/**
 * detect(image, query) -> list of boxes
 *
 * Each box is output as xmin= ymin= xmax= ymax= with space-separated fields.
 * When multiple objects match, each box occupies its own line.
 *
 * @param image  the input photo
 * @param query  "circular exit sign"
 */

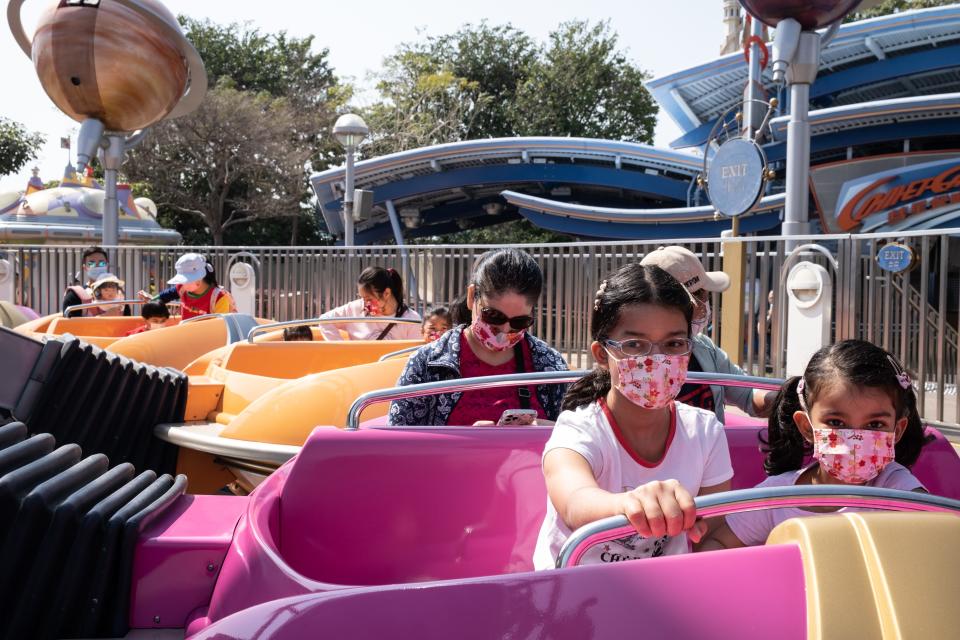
xmin=876 ymin=243 xmax=917 ymax=274
xmin=706 ymin=138 xmax=766 ymax=218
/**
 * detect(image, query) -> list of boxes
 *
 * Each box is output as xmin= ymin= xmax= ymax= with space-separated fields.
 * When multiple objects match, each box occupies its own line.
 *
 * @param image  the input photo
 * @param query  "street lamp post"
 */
xmin=332 ymin=114 xmax=369 ymax=247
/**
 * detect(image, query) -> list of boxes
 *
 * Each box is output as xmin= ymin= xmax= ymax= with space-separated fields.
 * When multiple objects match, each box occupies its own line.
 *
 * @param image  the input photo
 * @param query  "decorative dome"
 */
xmin=738 ymin=0 xmax=864 ymax=30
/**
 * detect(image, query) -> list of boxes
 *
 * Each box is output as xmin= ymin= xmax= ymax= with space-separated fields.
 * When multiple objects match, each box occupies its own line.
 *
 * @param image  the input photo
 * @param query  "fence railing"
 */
xmin=3 ymin=227 xmax=958 ymax=424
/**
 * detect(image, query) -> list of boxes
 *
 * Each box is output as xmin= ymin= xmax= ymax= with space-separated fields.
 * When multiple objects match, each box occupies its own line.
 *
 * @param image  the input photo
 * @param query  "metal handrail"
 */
xmin=345 ymin=371 xmax=784 ymax=429
xmin=556 ymin=485 xmax=960 ymax=569
xmin=180 ymin=313 xmax=226 ymax=325
xmin=378 ymin=345 xmax=424 ymax=361
xmin=247 ymin=317 xmax=422 ymax=343
xmin=63 ymin=299 xmax=181 ymax=317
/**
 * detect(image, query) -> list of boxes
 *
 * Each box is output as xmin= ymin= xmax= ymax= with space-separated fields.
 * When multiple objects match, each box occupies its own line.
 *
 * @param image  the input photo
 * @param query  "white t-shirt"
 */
xmin=726 ymin=461 xmax=925 ymax=546
xmin=533 ymin=400 xmax=734 ymax=570
xmin=318 ymin=298 xmax=422 ymax=340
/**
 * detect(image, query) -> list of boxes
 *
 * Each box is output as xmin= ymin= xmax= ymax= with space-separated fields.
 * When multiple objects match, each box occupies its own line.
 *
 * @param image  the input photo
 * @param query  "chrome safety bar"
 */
xmin=63 ymin=299 xmax=181 ymax=317
xmin=247 ymin=317 xmax=422 ymax=343
xmin=180 ymin=313 xmax=227 ymax=325
xmin=556 ymin=485 xmax=960 ymax=569
xmin=345 ymin=371 xmax=783 ymax=429
xmin=378 ymin=345 xmax=423 ymax=361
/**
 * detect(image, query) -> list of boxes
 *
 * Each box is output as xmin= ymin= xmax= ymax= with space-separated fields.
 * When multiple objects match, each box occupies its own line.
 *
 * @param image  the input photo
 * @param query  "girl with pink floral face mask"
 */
xmin=534 ymin=263 xmax=734 ymax=569
xmin=700 ymin=340 xmax=928 ymax=551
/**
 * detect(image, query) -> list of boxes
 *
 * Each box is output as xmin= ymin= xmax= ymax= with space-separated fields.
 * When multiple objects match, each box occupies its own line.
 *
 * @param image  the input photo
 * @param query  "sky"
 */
xmin=0 ymin=0 xmax=729 ymax=192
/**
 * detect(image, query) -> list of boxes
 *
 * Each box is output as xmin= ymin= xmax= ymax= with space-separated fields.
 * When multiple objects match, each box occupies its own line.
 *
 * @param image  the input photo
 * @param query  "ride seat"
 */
xmin=218 ymin=340 xmax=423 ymax=379
xmin=275 ymin=423 xmax=960 ymax=587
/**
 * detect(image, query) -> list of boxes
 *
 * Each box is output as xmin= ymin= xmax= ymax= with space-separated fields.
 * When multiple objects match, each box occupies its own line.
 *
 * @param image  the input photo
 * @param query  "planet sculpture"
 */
xmin=738 ymin=0 xmax=864 ymax=30
xmin=29 ymin=0 xmax=187 ymax=132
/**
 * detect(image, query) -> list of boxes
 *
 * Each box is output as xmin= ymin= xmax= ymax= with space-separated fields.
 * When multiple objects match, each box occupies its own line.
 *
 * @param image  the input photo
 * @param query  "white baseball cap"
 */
xmin=91 ymin=273 xmax=125 ymax=291
xmin=167 ymin=253 xmax=211 ymax=285
xmin=640 ymin=246 xmax=730 ymax=293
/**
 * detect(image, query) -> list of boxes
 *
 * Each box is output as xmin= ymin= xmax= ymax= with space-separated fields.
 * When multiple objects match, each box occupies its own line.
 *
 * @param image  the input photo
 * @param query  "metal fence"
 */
xmin=3 ymin=228 xmax=959 ymax=424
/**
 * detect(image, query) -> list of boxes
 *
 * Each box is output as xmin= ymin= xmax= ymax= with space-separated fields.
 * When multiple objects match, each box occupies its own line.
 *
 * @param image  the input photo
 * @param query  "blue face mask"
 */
xmin=86 ymin=265 xmax=108 ymax=281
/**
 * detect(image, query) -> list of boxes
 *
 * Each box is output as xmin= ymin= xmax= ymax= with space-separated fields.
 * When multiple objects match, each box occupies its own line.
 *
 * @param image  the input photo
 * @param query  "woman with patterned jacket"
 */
xmin=388 ymin=248 xmax=569 ymax=426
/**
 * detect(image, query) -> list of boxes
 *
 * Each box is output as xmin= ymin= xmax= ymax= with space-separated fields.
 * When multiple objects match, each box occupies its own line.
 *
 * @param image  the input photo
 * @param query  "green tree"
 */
xmin=125 ymin=19 xmax=346 ymax=245
xmin=845 ymin=0 xmax=955 ymax=21
xmin=513 ymin=21 xmax=657 ymax=143
xmin=0 ymin=118 xmax=44 ymax=177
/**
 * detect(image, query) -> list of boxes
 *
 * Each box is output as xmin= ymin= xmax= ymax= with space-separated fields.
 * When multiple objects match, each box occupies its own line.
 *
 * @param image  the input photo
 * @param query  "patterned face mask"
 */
xmin=812 ymin=427 xmax=895 ymax=484
xmin=607 ymin=352 xmax=689 ymax=409
xmin=691 ymin=301 xmax=711 ymax=336
xmin=363 ymin=298 xmax=384 ymax=317
xmin=472 ymin=317 xmax=525 ymax=352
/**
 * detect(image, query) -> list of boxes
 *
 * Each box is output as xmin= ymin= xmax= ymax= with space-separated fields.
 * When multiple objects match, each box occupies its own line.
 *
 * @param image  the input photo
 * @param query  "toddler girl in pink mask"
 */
xmin=534 ymin=263 xmax=734 ymax=569
xmin=701 ymin=340 xmax=928 ymax=550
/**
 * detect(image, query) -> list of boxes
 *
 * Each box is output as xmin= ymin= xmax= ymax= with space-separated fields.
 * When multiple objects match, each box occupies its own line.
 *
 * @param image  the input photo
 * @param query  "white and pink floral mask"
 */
xmin=608 ymin=352 xmax=689 ymax=410
xmin=812 ymin=428 xmax=895 ymax=484
xmin=363 ymin=298 xmax=384 ymax=316
xmin=472 ymin=318 xmax=525 ymax=352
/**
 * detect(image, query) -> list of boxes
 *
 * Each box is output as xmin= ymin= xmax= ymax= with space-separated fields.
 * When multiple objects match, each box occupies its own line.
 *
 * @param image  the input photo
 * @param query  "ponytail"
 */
xmin=760 ymin=376 xmax=811 ymax=475
xmin=562 ymin=369 xmax=611 ymax=411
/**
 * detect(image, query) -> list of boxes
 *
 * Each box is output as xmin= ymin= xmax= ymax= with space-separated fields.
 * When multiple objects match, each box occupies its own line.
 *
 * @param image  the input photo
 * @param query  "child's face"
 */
xmin=181 ymin=280 xmax=205 ymax=294
xmin=422 ymin=316 xmax=451 ymax=341
xmin=95 ymin=284 xmax=121 ymax=301
xmin=146 ymin=318 xmax=167 ymax=331
xmin=794 ymin=380 xmax=907 ymax=441
xmin=591 ymin=303 xmax=689 ymax=388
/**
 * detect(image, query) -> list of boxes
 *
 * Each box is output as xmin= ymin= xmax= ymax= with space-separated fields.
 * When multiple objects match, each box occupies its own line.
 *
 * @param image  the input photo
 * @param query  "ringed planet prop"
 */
xmin=738 ymin=0 xmax=864 ymax=29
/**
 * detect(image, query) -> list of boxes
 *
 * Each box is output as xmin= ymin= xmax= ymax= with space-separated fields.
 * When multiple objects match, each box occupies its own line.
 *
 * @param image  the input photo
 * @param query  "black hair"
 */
xmin=449 ymin=294 xmax=472 ymax=325
xmin=201 ymin=258 xmax=219 ymax=288
xmin=82 ymin=245 xmax=107 ymax=262
xmin=141 ymin=301 xmax=170 ymax=320
xmin=358 ymin=266 xmax=408 ymax=317
xmin=761 ymin=339 xmax=930 ymax=475
xmin=283 ymin=325 xmax=314 ymax=341
xmin=471 ymin=248 xmax=543 ymax=305
xmin=562 ymin=264 xmax=695 ymax=411
xmin=423 ymin=306 xmax=452 ymax=326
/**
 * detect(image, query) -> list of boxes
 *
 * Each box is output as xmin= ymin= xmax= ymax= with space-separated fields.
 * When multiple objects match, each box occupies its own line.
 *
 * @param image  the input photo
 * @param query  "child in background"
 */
xmin=91 ymin=274 xmax=129 ymax=317
xmin=283 ymin=325 xmax=313 ymax=341
xmin=422 ymin=306 xmax=452 ymax=342
xmin=124 ymin=302 xmax=170 ymax=336
xmin=700 ymin=340 xmax=928 ymax=550
xmin=533 ymin=263 xmax=733 ymax=569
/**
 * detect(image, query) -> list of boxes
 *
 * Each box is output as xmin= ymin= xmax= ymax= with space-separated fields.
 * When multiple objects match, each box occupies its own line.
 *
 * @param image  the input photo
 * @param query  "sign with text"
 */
xmin=876 ymin=243 xmax=917 ymax=273
xmin=706 ymin=138 xmax=766 ymax=218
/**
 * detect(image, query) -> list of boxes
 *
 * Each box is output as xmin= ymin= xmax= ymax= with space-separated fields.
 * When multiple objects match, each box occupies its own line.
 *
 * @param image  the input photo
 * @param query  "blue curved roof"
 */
xmin=309 ymin=137 xmax=703 ymax=242
xmin=649 ymin=5 xmax=960 ymax=148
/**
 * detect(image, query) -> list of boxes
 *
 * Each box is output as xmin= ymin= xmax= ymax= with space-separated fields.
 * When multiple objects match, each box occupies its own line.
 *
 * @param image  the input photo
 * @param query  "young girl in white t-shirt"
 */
xmin=700 ymin=340 xmax=928 ymax=550
xmin=533 ymin=263 xmax=734 ymax=569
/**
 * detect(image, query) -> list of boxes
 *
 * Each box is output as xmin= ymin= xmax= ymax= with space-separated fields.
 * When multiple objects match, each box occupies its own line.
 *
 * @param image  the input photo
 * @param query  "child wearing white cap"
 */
xmin=640 ymin=246 xmax=774 ymax=421
xmin=91 ymin=273 xmax=131 ymax=317
xmin=141 ymin=253 xmax=236 ymax=322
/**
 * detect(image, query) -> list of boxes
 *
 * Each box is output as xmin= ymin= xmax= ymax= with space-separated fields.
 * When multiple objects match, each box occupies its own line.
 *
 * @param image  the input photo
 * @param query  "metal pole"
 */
xmin=744 ymin=16 xmax=764 ymax=139
xmin=385 ymin=199 xmax=418 ymax=300
xmin=782 ymin=31 xmax=820 ymax=250
xmin=102 ymin=134 xmax=125 ymax=261
xmin=343 ymin=147 xmax=356 ymax=247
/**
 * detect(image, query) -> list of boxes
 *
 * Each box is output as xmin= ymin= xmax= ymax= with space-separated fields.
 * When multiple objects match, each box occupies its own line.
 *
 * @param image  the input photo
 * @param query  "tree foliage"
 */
xmin=0 ymin=118 xmax=44 ymax=177
xmin=125 ymin=19 xmax=345 ymax=245
xmin=125 ymin=81 xmax=314 ymax=245
xmin=365 ymin=19 xmax=657 ymax=156
xmin=845 ymin=0 xmax=954 ymax=21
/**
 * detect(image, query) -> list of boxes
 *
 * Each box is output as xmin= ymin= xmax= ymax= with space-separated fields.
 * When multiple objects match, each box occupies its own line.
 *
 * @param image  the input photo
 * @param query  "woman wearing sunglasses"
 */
xmin=388 ymin=248 xmax=569 ymax=426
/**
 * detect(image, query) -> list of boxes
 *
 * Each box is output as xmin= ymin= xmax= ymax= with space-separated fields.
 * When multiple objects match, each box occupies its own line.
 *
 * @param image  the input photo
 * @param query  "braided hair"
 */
xmin=561 ymin=264 xmax=695 ymax=410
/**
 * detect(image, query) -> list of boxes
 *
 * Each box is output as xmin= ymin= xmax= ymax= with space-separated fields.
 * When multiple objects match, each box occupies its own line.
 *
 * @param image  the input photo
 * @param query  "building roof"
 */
xmin=648 ymin=5 xmax=960 ymax=148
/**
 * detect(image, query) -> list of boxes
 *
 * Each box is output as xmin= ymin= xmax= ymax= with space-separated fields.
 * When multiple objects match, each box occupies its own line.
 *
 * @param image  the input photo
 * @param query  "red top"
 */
xmin=123 ymin=324 xmax=150 ymax=337
xmin=177 ymin=284 xmax=218 ymax=320
xmin=599 ymin=397 xmax=677 ymax=468
xmin=446 ymin=332 xmax=546 ymax=426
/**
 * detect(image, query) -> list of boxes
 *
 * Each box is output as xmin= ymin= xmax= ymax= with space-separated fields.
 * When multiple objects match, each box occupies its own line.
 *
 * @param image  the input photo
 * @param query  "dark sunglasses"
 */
xmin=479 ymin=307 xmax=535 ymax=331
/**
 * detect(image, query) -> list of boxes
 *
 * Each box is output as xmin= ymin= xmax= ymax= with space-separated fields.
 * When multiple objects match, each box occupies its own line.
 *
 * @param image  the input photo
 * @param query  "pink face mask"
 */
xmin=363 ymin=298 xmax=384 ymax=316
xmin=471 ymin=318 xmax=525 ymax=352
xmin=608 ymin=352 xmax=689 ymax=410
xmin=812 ymin=427 xmax=895 ymax=484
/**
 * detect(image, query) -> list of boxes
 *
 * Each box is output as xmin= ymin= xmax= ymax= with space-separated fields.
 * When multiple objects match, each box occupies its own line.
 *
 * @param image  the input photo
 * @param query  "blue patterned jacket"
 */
xmin=387 ymin=325 xmax=570 ymax=426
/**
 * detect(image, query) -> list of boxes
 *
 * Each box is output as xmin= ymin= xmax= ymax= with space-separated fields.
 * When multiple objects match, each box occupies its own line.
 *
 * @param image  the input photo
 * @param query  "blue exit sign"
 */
xmin=876 ymin=243 xmax=916 ymax=273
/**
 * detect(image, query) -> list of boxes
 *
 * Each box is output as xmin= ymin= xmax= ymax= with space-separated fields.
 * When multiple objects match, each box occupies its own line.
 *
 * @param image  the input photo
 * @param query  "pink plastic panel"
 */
xmin=190 ymin=544 xmax=807 ymax=640
xmin=279 ymin=427 xmax=550 ymax=585
xmin=131 ymin=495 xmax=248 ymax=629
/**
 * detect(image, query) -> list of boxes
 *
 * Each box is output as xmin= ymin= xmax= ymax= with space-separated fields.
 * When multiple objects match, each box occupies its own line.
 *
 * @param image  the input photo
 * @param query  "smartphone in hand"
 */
xmin=497 ymin=409 xmax=538 ymax=426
